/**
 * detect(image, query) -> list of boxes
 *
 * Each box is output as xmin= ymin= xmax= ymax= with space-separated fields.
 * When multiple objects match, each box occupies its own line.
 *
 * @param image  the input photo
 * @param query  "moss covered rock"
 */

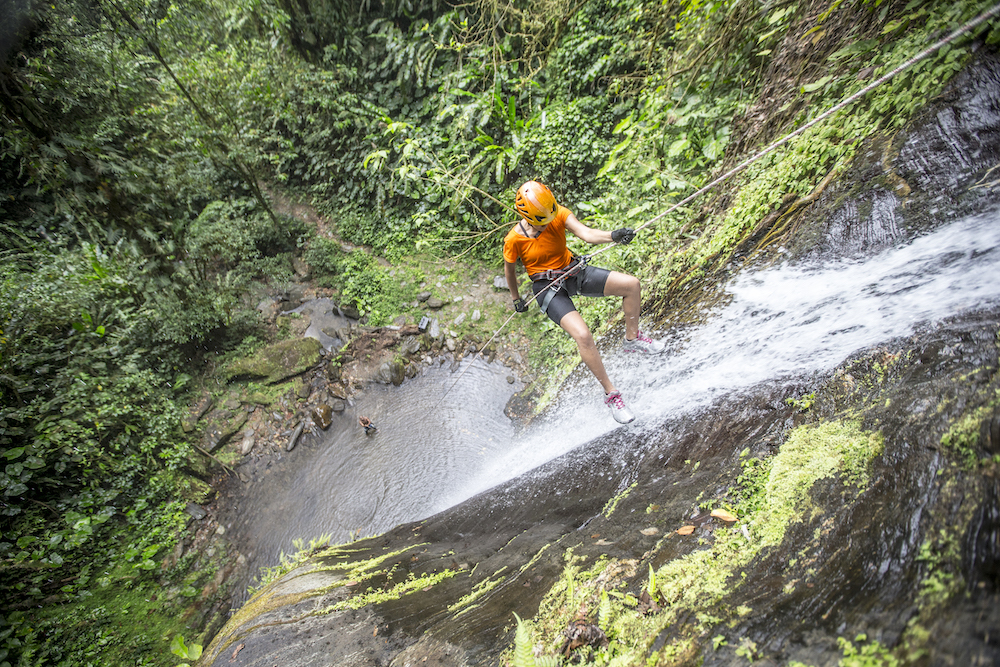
xmin=201 ymin=407 xmax=249 ymax=453
xmin=221 ymin=338 xmax=323 ymax=384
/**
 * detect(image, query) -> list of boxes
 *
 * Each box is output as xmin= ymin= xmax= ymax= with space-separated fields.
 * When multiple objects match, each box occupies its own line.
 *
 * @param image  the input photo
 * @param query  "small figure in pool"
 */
xmin=358 ymin=416 xmax=377 ymax=436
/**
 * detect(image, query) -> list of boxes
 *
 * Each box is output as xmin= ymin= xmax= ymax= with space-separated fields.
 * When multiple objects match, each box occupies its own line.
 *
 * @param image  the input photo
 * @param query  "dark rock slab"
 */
xmin=201 ymin=408 xmax=249 ymax=453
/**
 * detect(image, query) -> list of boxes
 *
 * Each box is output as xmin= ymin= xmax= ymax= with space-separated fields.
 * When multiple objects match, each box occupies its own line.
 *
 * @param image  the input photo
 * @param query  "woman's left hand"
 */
xmin=612 ymin=228 xmax=635 ymax=244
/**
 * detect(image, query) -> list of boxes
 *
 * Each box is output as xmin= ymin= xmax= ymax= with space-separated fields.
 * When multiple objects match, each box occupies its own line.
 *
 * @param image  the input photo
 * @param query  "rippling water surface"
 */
xmin=226 ymin=358 xmax=519 ymax=600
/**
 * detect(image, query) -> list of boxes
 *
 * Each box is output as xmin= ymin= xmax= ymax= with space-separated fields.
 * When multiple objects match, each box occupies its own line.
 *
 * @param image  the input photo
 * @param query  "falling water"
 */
xmin=441 ymin=207 xmax=1000 ymax=508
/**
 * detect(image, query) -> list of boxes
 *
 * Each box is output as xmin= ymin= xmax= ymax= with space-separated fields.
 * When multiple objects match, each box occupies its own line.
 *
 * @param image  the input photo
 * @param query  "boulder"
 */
xmin=182 ymin=394 xmax=214 ymax=433
xmin=285 ymin=283 xmax=307 ymax=305
xmin=239 ymin=429 xmax=255 ymax=456
xmin=185 ymin=502 xmax=207 ymax=520
xmin=400 ymin=336 xmax=422 ymax=356
xmin=246 ymin=391 xmax=273 ymax=406
xmin=426 ymin=297 xmax=445 ymax=309
xmin=331 ymin=400 xmax=346 ymax=413
xmin=296 ymin=380 xmax=311 ymax=399
xmin=312 ymin=404 xmax=333 ymax=430
xmin=286 ymin=422 xmax=304 ymax=452
xmin=292 ymin=255 xmax=311 ymax=280
xmin=201 ymin=408 xmax=248 ymax=452
xmin=256 ymin=297 xmax=281 ymax=322
xmin=377 ymin=358 xmax=406 ymax=386
xmin=221 ymin=337 xmax=323 ymax=384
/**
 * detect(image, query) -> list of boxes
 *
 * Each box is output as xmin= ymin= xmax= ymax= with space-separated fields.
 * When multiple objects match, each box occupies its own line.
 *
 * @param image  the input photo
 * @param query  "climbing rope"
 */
xmin=440 ymin=309 xmax=519 ymax=400
xmin=440 ymin=1 xmax=1000 ymax=400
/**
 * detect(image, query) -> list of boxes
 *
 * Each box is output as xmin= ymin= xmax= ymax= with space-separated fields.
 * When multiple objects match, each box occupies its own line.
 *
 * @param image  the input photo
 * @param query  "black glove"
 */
xmin=513 ymin=298 xmax=529 ymax=313
xmin=612 ymin=228 xmax=635 ymax=244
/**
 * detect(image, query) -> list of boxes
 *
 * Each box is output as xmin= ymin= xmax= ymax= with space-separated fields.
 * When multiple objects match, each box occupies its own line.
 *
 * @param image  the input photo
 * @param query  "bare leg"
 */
xmin=559 ymin=311 xmax=616 ymax=394
xmin=603 ymin=271 xmax=641 ymax=339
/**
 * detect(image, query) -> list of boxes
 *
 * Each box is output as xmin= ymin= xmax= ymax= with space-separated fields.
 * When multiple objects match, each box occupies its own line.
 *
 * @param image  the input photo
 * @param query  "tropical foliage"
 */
xmin=1 ymin=0 xmax=997 ymax=663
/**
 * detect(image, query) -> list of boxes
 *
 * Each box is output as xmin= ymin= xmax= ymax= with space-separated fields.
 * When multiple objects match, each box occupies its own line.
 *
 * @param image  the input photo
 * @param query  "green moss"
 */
xmin=754 ymin=420 xmax=883 ymax=547
xmin=837 ymin=633 xmax=900 ymax=667
xmin=940 ymin=388 xmax=999 ymax=469
xmin=319 ymin=569 xmax=458 ymax=613
xmin=507 ymin=420 xmax=884 ymax=666
xmin=451 ymin=544 xmax=554 ymax=617
xmin=220 ymin=337 xmax=323 ymax=384
xmin=603 ymin=482 xmax=638 ymax=518
xmin=448 ymin=567 xmax=508 ymax=616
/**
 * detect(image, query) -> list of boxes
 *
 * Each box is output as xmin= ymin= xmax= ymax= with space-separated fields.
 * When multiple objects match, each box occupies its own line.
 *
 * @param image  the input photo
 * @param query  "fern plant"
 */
xmin=512 ymin=613 xmax=561 ymax=667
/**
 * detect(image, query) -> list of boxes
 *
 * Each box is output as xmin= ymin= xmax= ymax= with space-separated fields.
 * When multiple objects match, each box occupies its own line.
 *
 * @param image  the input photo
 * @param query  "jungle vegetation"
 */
xmin=0 ymin=0 xmax=996 ymax=664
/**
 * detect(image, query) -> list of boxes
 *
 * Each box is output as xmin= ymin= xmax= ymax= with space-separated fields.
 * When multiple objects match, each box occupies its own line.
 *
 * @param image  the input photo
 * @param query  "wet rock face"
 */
xmin=203 ymin=308 xmax=1000 ymax=667
xmin=782 ymin=52 xmax=1000 ymax=263
xmin=964 ymin=478 xmax=1000 ymax=594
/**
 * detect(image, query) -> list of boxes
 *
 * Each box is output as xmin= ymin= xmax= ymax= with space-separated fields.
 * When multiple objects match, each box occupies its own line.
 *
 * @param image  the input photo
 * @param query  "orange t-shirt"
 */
xmin=502 ymin=205 xmax=574 ymax=275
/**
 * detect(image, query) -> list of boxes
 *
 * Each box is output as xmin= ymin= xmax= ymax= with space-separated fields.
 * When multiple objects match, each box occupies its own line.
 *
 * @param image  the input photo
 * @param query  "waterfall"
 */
xmin=442 ymin=207 xmax=1000 ymax=507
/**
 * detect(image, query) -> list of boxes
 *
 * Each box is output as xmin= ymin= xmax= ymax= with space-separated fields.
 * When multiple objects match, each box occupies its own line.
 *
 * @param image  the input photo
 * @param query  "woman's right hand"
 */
xmin=513 ymin=298 xmax=529 ymax=312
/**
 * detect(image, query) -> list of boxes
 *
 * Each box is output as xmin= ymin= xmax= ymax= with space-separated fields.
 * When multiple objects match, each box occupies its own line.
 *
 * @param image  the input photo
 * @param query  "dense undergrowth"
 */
xmin=1 ymin=0 xmax=997 ymax=664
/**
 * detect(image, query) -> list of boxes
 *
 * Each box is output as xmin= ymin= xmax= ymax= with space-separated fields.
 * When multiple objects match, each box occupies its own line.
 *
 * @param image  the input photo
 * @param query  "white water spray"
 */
xmin=441 ymin=208 xmax=1000 ymax=508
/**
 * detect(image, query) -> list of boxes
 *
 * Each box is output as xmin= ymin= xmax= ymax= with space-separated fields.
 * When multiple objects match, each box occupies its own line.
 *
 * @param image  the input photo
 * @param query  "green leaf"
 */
xmin=668 ymin=137 xmax=690 ymax=157
xmin=170 ymin=634 xmax=190 ymax=658
xmin=512 ymin=613 xmax=535 ymax=667
xmin=802 ymin=75 xmax=833 ymax=93
xmin=703 ymin=138 xmax=725 ymax=161
xmin=3 ymin=447 xmax=24 ymax=460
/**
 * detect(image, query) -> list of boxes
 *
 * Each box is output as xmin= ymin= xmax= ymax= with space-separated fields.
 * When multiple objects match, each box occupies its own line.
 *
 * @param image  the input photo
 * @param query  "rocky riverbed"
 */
xmin=172 ymin=277 xmax=540 ymax=645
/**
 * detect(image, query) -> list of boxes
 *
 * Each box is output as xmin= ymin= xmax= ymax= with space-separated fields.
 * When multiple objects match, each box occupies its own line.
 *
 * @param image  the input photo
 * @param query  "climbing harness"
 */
xmin=440 ymin=1 xmax=1000 ymax=402
xmin=530 ymin=255 xmax=591 ymax=315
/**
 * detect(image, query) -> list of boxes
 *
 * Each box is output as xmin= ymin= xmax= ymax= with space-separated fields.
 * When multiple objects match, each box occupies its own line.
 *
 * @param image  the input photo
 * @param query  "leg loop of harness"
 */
xmin=539 ymin=284 xmax=560 ymax=314
xmin=535 ymin=255 xmax=590 ymax=315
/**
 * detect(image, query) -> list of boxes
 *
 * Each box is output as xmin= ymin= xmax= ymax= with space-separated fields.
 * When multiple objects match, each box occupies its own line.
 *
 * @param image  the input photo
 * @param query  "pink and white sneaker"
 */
xmin=622 ymin=331 xmax=666 ymax=354
xmin=604 ymin=390 xmax=635 ymax=424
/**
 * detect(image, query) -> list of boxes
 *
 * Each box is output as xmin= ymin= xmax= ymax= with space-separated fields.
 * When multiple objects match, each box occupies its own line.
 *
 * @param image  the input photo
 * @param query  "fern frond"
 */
xmin=512 ymin=613 xmax=536 ymax=667
xmin=599 ymin=589 xmax=613 ymax=632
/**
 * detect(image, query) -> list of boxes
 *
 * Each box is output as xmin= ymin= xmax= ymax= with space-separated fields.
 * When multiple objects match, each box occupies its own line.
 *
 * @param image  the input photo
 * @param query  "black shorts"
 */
xmin=531 ymin=264 xmax=611 ymax=325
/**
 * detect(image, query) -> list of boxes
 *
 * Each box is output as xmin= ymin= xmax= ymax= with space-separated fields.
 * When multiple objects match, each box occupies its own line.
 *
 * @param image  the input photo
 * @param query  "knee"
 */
xmin=574 ymin=330 xmax=597 ymax=351
xmin=625 ymin=275 xmax=640 ymax=297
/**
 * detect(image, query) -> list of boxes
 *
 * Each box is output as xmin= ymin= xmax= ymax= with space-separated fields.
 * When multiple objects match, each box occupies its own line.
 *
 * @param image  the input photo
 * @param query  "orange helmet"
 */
xmin=515 ymin=181 xmax=558 ymax=225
